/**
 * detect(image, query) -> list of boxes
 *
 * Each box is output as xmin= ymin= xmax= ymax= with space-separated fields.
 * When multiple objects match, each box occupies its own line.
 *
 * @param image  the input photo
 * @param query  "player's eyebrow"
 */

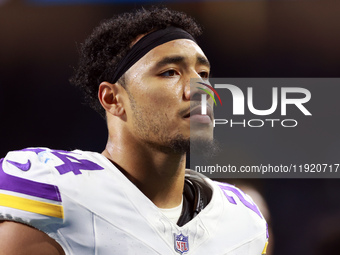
xmin=155 ymin=55 xmax=185 ymax=69
xmin=154 ymin=55 xmax=210 ymax=69
xmin=197 ymin=55 xmax=210 ymax=69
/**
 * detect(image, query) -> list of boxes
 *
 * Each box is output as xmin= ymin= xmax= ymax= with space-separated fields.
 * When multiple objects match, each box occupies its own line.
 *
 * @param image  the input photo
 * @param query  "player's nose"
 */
xmin=184 ymin=78 xmax=212 ymax=102
xmin=184 ymin=69 xmax=209 ymax=100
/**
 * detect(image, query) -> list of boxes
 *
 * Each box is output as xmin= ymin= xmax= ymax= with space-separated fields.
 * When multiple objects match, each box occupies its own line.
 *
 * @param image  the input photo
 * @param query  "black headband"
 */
xmin=110 ymin=26 xmax=196 ymax=83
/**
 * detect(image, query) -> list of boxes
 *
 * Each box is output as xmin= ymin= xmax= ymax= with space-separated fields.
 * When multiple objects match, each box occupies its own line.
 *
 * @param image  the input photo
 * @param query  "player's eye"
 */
xmin=199 ymin=71 xmax=209 ymax=79
xmin=160 ymin=70 xmax=179 ymax=77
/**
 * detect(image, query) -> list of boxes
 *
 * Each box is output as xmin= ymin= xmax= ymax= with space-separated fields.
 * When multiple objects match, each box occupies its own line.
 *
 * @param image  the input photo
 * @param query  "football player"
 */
xmin=0 ymin=7 xmax=268 ymax=254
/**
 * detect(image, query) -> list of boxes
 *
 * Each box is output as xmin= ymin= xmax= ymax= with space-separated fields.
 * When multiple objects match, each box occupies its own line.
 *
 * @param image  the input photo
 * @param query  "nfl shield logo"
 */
xmin=174 ymin=233 xmax=189 ymax=254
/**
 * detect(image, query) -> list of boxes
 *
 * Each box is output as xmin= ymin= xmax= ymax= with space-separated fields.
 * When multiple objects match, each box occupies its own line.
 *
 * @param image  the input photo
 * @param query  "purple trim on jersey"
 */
xmin=266 ymin=223 xmax=269 ymax=238
xmin=224 ymin=193 xmax=237 ymax=205
xmin=0 ymin=158 xmax=62 ymax=202
xmin=217 ymin=183 xmax=263 ymax=219
xmin=22 ymin=148 xmax=46 ymax=154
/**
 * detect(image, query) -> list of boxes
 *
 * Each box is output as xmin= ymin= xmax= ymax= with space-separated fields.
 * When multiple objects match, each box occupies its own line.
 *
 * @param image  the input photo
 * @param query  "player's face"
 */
xmin=123 ymin=39 xmax=214 ymax=153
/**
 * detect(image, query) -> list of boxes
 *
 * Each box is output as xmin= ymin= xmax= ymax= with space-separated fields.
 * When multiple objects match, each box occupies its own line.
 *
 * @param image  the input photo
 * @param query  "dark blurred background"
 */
xmin=1 ymin=0 xmax=340 ymax=254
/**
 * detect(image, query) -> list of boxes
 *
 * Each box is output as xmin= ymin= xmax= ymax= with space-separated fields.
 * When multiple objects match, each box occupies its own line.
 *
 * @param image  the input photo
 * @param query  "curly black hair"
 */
xmin=70 ymin=7 xmax=202 ymax=119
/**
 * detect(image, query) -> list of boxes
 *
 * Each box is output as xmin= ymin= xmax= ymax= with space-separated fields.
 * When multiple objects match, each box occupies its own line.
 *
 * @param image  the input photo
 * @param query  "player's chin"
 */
xmin=189 ymin=135 xmax=218 ymax=159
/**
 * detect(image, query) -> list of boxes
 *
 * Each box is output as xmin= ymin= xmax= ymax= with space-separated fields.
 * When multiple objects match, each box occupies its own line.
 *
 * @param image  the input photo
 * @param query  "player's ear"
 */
xmin=98 ymin=81 xmax=125 ymax=117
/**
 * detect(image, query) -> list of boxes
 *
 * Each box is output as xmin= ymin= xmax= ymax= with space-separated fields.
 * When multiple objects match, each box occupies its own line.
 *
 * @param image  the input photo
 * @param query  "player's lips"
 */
xmin=183 ymin=105 xmax=213 ymax=124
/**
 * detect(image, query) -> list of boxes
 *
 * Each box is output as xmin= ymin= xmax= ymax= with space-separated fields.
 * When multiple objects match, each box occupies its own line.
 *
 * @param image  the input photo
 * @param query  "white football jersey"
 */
xmin=0 ymin=148 xmax=268 ymax=254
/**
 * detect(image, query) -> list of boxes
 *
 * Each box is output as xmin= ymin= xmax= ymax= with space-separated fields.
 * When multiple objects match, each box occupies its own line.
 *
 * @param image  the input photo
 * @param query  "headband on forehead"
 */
xmin=110 ymin=26 xmax=196 ymax=83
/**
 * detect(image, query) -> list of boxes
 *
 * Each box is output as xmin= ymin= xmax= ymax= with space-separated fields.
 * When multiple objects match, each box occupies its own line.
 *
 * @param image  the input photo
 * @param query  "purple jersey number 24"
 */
xmin=24 ymin=148 xmax=104 ymax=175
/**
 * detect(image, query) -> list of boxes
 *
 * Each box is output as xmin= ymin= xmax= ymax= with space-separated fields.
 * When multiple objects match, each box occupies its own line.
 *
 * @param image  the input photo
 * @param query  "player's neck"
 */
xmin=102 ymin=136 xmax=186 ymax=209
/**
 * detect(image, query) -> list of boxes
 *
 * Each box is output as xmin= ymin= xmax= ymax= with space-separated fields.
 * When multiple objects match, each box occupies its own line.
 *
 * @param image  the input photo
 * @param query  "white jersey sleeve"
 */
xmin=180 ymin=171 xmax=268 ymax=255
xmin=210 ymin=179 xmax=269 ymax=255
xmin=0 ymin=147 xmax=106 ymax=254
xmin=0 ymin=148 xmax=68 ymax=246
